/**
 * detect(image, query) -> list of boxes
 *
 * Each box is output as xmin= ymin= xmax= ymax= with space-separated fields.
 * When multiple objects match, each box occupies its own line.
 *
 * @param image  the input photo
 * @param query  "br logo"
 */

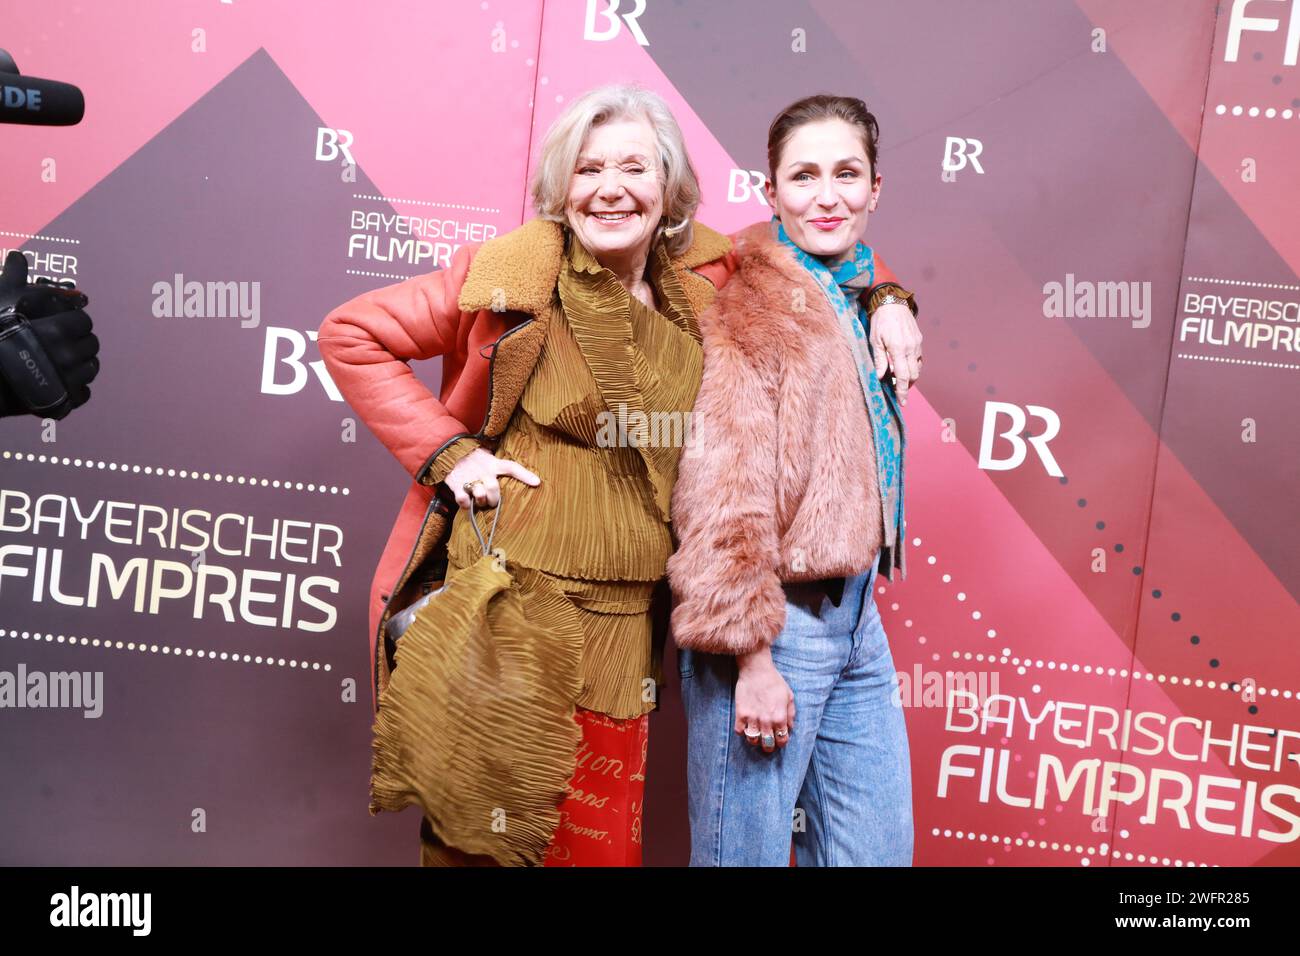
xmin=977 ymin=401 xmax=1063 ymax=477
xmin=315 ymin=127 xmax=355 ymax=165
xmin=261 ymin=328 xmax=342 ymax=401
xmin=942 ymin=137 xmax=984 ymax=180
xmin=583 ymin=0 xmax=649 ymax=45
xmin=727 ymin=168 xmax=770 ymax=205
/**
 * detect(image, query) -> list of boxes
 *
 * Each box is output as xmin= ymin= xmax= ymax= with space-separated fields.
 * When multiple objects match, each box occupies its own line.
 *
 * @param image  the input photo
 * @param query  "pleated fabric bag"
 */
xmin=368 ymin=493 xmax=585 ymax=866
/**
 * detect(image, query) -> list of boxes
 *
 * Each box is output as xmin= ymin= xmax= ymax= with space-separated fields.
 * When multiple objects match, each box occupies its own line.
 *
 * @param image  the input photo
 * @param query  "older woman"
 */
xmin=320 ymin=84 xmax=918 ymax=867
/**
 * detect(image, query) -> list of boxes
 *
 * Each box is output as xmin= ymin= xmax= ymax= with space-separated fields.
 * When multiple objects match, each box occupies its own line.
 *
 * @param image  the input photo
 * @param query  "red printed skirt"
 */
xmin=419 ymin=706 xmax=649 ymax=867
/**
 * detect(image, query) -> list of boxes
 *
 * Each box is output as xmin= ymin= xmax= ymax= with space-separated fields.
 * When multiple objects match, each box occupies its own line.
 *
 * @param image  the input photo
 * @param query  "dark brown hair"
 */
xmin=766 ymin=94 xmax=880 ymax=183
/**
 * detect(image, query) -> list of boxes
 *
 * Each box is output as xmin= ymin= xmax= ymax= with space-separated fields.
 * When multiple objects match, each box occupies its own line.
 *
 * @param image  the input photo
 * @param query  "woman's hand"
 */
xmin=734 ymin=647 xmax=795 ymax=755
xmin=869 ymin=301 xmax=923 ymax=406
xmin=445 ymin=447 xmax=540 ymax=509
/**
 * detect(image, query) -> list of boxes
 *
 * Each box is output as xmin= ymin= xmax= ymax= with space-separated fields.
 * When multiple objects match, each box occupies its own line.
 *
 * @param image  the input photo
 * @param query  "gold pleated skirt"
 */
xmin=369 ymin=545 xmax=662 ymax=867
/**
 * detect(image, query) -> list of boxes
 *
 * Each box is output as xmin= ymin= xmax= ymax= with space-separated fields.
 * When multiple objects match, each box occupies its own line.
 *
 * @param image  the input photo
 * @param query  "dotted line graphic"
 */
xmin=3 ymin=627 xmax=331 ymax=671
xmin=947 ymin=649 xmax=1298 ymax=699
xmin=880 ymin=535 xmax=999 ymax=650
xmin=933 ymin=825 xmax=1218 ymax=867
xmin=931 ymin=830 xmax=1208 ymax=866
xmin=1047 ymin=475 xmax=1258 ymax=714
xmin=932 ymin=828 xmax=1100 ymax=862
xmin=1214 ymin=104 xmax=1297 ymax=118
xmin=1185 ymin=276 xmax=1300 ymax=291
xmin=922 ymin=312 xmax=1247 ymax=717
xmin=2 ymin=451 xmax=351 ymax=496
xmin=1177 ymin=353 xmax=1300 ymax=371
xmin=351 ymin=193 xmax=499 ymax=214
xmin=345 ymin=268 xmax=420 ymax=282
xmin=1107 ymin=828 xmax=1211 ymax=867
xmin=0 ymin=230 xmax=80 ymax=245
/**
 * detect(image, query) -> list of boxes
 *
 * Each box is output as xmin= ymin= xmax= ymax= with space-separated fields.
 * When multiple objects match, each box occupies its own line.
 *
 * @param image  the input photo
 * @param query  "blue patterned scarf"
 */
xmin=773 ymin=216 xmax=906 ymax=580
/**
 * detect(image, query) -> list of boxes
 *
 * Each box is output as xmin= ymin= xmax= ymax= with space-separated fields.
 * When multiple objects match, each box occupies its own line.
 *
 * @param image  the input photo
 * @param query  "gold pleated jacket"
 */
xmin=444 ymin=227 xmax=705 ymax=715
xmin=367 ymin=218 xmax=733 ymax=709
xmin=369 ymin=225 xmax=718 ymax=865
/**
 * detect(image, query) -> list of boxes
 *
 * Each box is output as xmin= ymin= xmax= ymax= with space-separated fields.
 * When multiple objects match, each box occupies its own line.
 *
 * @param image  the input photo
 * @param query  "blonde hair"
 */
xmin=530 ymin=83 xmax=701 ymax=258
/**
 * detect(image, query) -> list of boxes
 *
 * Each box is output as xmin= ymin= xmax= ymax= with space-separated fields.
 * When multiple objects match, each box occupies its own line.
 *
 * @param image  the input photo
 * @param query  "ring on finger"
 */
xmin=775 ymin=728 xmax=789 ymax=739
xmin=761 ymin=733 xmax=776 ymax=749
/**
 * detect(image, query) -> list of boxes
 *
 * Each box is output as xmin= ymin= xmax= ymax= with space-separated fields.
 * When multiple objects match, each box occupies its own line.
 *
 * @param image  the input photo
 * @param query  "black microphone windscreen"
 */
xmin=0 ymin=73 xmax=85 ymax=126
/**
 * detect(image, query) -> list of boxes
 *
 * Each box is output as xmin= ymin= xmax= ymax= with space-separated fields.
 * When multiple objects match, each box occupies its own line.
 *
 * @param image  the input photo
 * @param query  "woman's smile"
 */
xmin=587 ymin=209 xmax=640 ymax=226
xmin=807 ymin=215 xmax=845 ymax=231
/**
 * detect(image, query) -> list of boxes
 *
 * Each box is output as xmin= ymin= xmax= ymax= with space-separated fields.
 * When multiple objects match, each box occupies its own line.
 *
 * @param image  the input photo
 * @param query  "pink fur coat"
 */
xmin=666 ymin=218 xmax=886 ymax=656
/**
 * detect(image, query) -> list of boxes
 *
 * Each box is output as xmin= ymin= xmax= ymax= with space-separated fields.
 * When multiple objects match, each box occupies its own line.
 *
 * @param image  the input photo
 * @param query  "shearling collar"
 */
xmin=457 ymin=216 xmax=733 ymax=314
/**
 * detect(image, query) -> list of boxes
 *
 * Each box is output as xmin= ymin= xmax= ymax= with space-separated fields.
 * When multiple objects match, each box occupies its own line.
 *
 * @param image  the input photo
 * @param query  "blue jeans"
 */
xmin=679 ymin=563 xmax=913 ymax=866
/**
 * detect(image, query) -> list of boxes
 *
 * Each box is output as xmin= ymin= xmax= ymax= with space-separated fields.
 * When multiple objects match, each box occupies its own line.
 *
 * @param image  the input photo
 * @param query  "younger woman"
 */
xmin=667 ymin=94 xmax=922 ymax=866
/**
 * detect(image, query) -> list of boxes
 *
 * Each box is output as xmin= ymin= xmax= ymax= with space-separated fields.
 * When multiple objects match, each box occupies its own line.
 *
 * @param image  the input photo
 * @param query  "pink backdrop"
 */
xmin=2 ymin=0 xmax=1297 ymax=867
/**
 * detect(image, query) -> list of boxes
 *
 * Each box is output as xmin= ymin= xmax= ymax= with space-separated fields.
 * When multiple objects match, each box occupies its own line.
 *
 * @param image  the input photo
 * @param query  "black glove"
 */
xmin=0 ymin=250 xmax=99 ymax=420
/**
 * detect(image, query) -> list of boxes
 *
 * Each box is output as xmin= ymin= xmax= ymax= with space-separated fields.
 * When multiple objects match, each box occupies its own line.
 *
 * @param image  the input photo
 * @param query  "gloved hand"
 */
xmin=0 ymin=250 xmax=99 ymax=420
